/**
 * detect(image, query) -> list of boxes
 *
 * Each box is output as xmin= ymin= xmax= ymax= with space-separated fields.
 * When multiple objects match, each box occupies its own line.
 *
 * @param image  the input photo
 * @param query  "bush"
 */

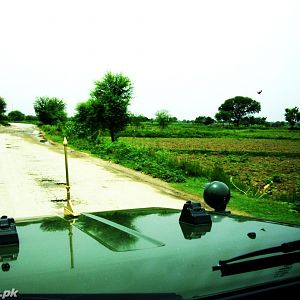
xmin=8 ymin=110 xmax=25 ymax=121
xmin=209 ymin=164 xmax=231 ymax=187
xmin=93 ymin=141 xmax=186 ymax=183
xmin=34 ymin=97 xmax=67 ymax=125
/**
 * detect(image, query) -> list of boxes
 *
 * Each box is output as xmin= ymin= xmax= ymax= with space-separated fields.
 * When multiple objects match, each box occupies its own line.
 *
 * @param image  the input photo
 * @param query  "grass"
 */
xmin=121 ymin=123 xmax=300 ymax=140
xmin=171 ymin=177 xmax=300 ymax=225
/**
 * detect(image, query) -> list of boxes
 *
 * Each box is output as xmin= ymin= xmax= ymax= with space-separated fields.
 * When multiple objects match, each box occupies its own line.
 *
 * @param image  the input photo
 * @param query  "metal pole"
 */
xmin=63 ymin=137 xmax=77 ymax=217
xmin=64 ymin=137 xmax=71 ymax=201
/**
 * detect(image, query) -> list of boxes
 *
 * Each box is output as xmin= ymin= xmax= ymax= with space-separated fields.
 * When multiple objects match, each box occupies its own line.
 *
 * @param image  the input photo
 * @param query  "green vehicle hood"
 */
xmin=1 ymin=207 xmax=300 ymax=299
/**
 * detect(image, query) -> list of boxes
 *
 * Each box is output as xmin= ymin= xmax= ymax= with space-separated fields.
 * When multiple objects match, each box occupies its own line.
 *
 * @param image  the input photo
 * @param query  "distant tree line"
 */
xmin=1 ymin=76 xmax=299 ymax=133
xmin=0 ymin=96 xmax=37 ymax=124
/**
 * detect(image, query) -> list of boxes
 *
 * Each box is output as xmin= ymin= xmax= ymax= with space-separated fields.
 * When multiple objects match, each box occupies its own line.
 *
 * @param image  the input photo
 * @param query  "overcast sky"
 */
xmin=1 ymin=0 xmax=299 ymax=121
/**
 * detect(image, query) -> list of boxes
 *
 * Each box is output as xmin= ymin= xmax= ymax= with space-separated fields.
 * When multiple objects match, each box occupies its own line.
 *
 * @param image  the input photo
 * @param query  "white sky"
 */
xmin=0 ymin=0 xmax=299 ymax=121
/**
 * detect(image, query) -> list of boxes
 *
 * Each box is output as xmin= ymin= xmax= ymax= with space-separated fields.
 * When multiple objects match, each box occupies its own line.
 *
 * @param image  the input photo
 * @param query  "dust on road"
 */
xmin=0 ymin=123 xmax=197 ymax=219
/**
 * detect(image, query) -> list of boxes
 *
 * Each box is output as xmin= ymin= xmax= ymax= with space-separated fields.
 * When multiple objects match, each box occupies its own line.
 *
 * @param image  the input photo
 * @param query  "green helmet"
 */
xmin=203 ymin=181 xmax=230 ymax=211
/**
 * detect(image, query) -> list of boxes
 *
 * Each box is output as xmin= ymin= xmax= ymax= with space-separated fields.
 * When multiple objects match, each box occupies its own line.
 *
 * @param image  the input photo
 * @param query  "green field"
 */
xmin=119 ymin=136 xmax=300 ymax=199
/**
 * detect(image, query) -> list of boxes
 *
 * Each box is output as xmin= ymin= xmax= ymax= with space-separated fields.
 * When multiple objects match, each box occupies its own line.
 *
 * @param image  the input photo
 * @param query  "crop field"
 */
xmin=120 ymin=137 xmax=300 ymax=199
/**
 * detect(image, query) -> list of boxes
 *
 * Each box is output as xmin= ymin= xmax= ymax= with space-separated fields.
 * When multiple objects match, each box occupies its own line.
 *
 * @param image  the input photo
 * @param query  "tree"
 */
xmin=216 ymin=96 xmax=261 ymax=127
xmin=253 ymin=116 xmax=267 ymax=125
xmin=0 ymin=96 xmax=7 ymax=122
xmin=194 ymin=116 xmax=215 ymax=125
xmin=241 ymin=116 xmax=267 ymax=126
xmin=215 ymin=110 xmax=232 ymax=124
xmin=285 ymin=107 xmax=300 ymax=129
xmin=74 ymin=99 xmax=105 ymax=137
xmin=89 ymin=72 xmax=133 ymax=142
xmin=34 ymin=97 xmax=67 ymax=125
xmin=128 ymin=113 xmax=150 ymax=126
xmin=8 ymin=110 xmax=25 ymax=122
xmin=155 ymin=109 xmax=172 ymax=129
xmin=25 ymin=115 xmax=38 ymax=122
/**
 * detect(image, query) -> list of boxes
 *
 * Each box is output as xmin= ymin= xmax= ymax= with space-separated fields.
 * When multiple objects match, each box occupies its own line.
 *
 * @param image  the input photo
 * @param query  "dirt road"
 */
xmin=0 ymin=123 xmax=194 ymax=219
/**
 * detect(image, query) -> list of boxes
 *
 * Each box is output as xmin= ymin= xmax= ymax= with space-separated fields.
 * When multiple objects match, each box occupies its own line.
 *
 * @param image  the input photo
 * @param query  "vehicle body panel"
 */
xmin=1 ymin=207 xmax=300 ymax=299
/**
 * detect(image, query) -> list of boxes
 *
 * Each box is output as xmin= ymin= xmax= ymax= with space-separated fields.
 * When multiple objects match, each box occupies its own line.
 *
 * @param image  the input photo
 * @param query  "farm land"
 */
xmin=120 ymin=126 xmax=300 ymax=202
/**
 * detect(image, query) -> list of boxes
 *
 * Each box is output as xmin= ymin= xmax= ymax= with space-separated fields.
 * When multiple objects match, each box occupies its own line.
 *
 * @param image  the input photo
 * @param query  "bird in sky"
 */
xmin=257 ymin=90 xmax=262 ymax=94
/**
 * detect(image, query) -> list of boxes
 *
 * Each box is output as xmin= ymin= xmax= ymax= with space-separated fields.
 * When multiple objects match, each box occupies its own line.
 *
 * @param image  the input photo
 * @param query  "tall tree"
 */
xmin=89 ymin=72 xmax=133 ymax=142
xmin=285 ymin=107 xmax=300 ymax=129
xmin=34 ymin=97 xmax=67 ymax=125
xmin=0 ymin=96 xmax=7 ymax=122
xmin=216 ymin=96 xmax=261 ymax=127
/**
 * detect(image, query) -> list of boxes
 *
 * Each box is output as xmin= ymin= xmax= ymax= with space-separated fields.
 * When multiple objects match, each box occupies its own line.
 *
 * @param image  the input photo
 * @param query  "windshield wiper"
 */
xmin=218 ymin=240 xmax=300 ymax=265
xmin=213 ymin=240 xmax=300 ymax=276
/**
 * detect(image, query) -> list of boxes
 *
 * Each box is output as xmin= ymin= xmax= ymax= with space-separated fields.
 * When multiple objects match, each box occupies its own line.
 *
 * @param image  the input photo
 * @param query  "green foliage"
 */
xmin=227 ymin=154 xmax=249 ymax=163
xmin=42 ymin=124 xmax=186 ymax=182
xmin=216 ymin=96 xmax=261 ymax=127
xmin=294 ymin=178 xmax=300 ymax=212
xmin=176 ymin=157 xmax=207 ymax=177
xmin=241 ymin=116 xmax=267 ymax=126
xmin=268 ymin=173 xmax=283 ymax=183
xmin=8 ymin=110 xmax=25 ymax=121
xmin=209 ymin=164 xmax=231 ymax=186
xmin=155 ymin=109 xmax=172 ymax=129
xmin=93 ymin=141 xmax=186 ymax=182
xmin=272 ymin=176 xmax=300 ymax=212
xmin=0 ymin=96 xmax=6 ymax=113
xmin=215 ymin=110 xmax=232 ymax=124
xmin=41 ymin=124 xmax=65 ymax=140
xmin=121 ymin=123 xmax=300 ymax=140
xmin=0 ymin=96 xmax=7 ymax=123
xmin=88 ymin=71 xmax=134 ymax=142
xmin=194 ymin=116 xmax=215 ymax=125
xmin=128 ymin=113 xmax=150 ymax=126
xmin=285 ymin=107 xmax=300 ymax=129
xmin=171 ymin=178 xmax=300 ymax=224
xmin=34 ymin=97 xmax=67 ymax=125
xmin=25 ymin=115 xmax=38 ymax=122
xmin=62 ymin=121 xmax=80 ymax=139
xmin=74 ymin=99 xmax=104 ymax=138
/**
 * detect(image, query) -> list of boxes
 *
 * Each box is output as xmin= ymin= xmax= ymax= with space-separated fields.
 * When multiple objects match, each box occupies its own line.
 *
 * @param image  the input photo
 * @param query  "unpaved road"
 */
xmin=0 ymin=123 xmax=198 ymax=219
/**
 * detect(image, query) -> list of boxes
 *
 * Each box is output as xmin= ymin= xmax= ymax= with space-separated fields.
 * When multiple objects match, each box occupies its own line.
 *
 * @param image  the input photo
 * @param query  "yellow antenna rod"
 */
xmin=63 ymin=137 xmax=77 ymax=217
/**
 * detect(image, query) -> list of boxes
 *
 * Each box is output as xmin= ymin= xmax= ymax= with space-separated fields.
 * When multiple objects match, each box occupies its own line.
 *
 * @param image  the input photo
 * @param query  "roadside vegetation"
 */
xmin=41 ymin=122 xmax=300 ymax=225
